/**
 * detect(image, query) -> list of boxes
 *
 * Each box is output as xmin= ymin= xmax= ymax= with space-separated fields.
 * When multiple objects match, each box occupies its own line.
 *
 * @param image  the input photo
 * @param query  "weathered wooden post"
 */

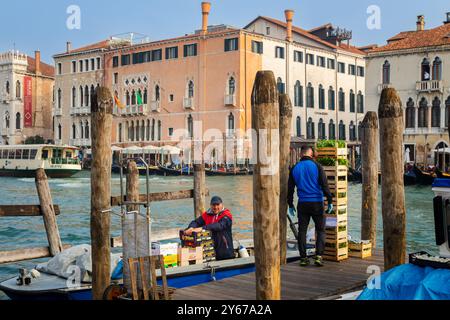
xmin=360 ymin=112 xmax=379 ymax=248
xmin=193 ymin=140 xmax=206 ymax=219
xmin=279 ymin=94 xmax=293 ymax=265
xmin=35 ymin=168 xmax=63 ymax=256
xmin=378 ymin=88 xmax=406 ymax=270
xmin=252 ymin=71 xmax=281 ymax=300
xmin=90 ymin=87 xmax=113 ymax=300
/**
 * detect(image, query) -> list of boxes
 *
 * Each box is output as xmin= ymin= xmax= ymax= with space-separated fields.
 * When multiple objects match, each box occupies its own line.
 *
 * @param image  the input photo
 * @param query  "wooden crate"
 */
xmin=324 ymin=239 xmax=348 ymax=262
xmin=178 ymin=247 xmax=203 ymax=267
xmin=325 ymin=224 xmax=348 ymax=241
xmin=324 ymin=205 xmax=348 ymax=223
xmin=317 ymin=147 xmax=348 ymax=159
xmin=349 ymin=241 xmax=372 ymax=259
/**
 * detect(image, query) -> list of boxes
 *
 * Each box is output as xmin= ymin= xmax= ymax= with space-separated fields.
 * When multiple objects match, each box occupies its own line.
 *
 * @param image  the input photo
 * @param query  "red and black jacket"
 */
xmin=188 ymin=209 xmax=234 ymax=260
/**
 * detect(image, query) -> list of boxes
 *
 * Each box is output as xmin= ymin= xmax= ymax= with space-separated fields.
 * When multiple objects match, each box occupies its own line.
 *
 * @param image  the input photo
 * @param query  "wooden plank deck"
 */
xmin=173 ymin=249 xmax=384 ymax=300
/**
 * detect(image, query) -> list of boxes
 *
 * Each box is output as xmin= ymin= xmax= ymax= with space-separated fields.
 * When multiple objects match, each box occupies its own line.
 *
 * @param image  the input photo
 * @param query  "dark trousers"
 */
xmin=297 ymin=202 xmax=326 ymax=258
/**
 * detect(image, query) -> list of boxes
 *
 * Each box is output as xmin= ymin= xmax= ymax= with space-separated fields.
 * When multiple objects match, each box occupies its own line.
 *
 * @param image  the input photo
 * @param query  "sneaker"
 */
xmin=314 ymin=256 xmax=324 ymax=267
xmin=299 ymin=258 xmax=310 ymax=267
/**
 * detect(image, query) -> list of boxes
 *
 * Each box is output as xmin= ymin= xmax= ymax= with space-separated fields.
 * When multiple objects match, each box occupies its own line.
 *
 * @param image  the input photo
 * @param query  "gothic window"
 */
xmin=432 ymin=97 xmax=441 ymax=128
xmin=418 ymin=97 xmax=428 ymax=128
xmin=382 ymin=60 xmax=390 ymax=84
xmin=405 ymin=98 xmax=415 ymax=129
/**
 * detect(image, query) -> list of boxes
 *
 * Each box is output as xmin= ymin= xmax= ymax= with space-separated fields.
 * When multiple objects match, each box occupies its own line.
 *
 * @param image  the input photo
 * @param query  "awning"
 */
xmin=142 ymin=145 xmax=161 ymax=154
xmin=123 ymin=146 xmax=143 ymax=154
xmin=160 ymin=145 xmax=182 ymax=155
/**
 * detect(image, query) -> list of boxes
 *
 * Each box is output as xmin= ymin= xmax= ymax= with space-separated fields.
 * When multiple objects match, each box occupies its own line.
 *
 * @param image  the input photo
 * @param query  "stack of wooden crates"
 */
xmin=180 ymin=230 xmax=216 ymax=264
xmin=316 ymin=143 xmax=349 ymax=262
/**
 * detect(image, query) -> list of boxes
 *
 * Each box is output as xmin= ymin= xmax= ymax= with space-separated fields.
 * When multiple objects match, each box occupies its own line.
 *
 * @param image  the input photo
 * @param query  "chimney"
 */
xmin=201 ymin=2 xmax=211 ymax=35
xmin=417 ymin=15 xmax=425 ymax=31
xmin=445 ymin=12 xmax=450 ymax=24
xmin=285 ymin=10 xmax=295 ymax=42
xmin=35 ymin=50 xmax=41 ymax=75
xmin=66 ymin=41 xmax=72 ymax=53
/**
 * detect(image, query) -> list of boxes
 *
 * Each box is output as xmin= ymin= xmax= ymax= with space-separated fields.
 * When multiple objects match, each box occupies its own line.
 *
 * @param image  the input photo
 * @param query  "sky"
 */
xmin=1 ymin=0 xmax=449 ymax=64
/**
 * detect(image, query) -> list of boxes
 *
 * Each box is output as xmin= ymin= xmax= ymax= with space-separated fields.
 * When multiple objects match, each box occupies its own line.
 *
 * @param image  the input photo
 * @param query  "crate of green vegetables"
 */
xmin=316 ymin=140 xmax=348 ymax=159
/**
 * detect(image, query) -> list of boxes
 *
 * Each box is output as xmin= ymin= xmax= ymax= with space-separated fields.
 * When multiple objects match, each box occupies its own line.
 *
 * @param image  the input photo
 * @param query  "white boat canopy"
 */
xmin=111 ymin=146 xmax=123 ymax=152
xmin=142 ymin=145 xmax=161 ymax=154
xmin=160 ymin=145 xmax=182 ymax=155
xmin=123 ymin=146 xmax=143 ymax=154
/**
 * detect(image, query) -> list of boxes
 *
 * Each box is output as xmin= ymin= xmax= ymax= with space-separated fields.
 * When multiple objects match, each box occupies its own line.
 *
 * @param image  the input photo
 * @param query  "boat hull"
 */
xmin=0 ymin=169 xmax=81 ymax=179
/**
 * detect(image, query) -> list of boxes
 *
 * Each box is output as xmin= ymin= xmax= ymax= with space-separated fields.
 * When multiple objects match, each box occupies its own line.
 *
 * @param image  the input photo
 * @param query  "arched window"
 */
xmin=357 ymin=91 xmax=364 ymax=113
xmin=294 ymin=81 xmax=303 ymax=107
xmin=406 ymin=98 xmax=415 ymax=129
xmin=188 ymin=81 xmax=194 ymax=98
xmin=328 ymin=87 xmax=335 ymax=110
xmin=80 ymin=121 xmax=84 ymax=139
xmin=421 ymin=58 xmax=431 ymax=81
xmin=143 ymin=88 xmax=148 ymax=104
xmin=307 ymin=117 xmax=315 ymax=139
xmin=146 ymin=120 xmax=150 ymax=141
xmin=118 ymin=123 xmax=123 ymax=143
xmin=130 ymin=121 xmax=135 ymax=141
xmin=131 ymin=90 xmax=136 ymax=105
xmin=58 ymin=124 xmax=62 ymax=140
xmin=228 ymin=113 xmax=235 ymax=135
xmin=155 ymin=85 xmax=160 ymax=101
xmin=349 ymin=90 xmax=355 ymax=113
xmin=339 ymin=120 xmax=346 ymax=140
xmin=137 ymin=89 xmax=143 ymax=106
xmin=4 ymin=112 xmax=10 ymax=129
xmin=296 ymin=116 xmax=301 ymax=137
xmin=187 ymin=115 xmax=193 ymax=138
xmin=136 ymin=121 xmax=140 ymax=141
xmin=79 ymin=86 xmax=84 ymax=107
xmin=58 ymin=89 xmax=62 ymax=109
xmin=418 ymin=97 xmax=428 ymax=128
xmin=432 ymin=57 xmax=442 ymax=81
xmin=15 ymin=113 xmax=21 ymax=130
xmin=306 ymin=83 xmax=314 ymax=108
xmin=358 ymin=122 xmax=363 ymax=141
xmin=382 ymin=60 xmax=390 ymax=84
xmin=72 ymin=123 xmax=76 ymax=139
xmin=16 ymin=81 xmax=21 ymax=99
xmin=126 ymin=91 xmax=130 ymax=106
xmin=151 ymin=119 xmax=155 ymax=141
xmin=329 ymin=120 xmax=336 ymax=140
xmin=5 ymin=81 xmax=10 ymax=94
xmin=338 ymin=88 xmax=345 ymax=111
xmin=446 ymin=96 xmax=450 ymax=129
xmin=85 ymin=121 xmax=90 ymax=140
xmin=158 ymin=120 xmax=162 ymax=141
xmin=141 ymin=120 xmax=145 ymax=140
xmin=318 ymin=119 xmax=325 ymax=139
xmin=84 ymin=85 xmax=89 ymax=107
xmin=228 ymin=77 xmax=236 ymax=95
xmin=72 ymin=87 xmax=76 ymax=108
xmin=349 ymin=121 xmax=356 ymax=141
xmin=277 ymin=77 xmax=285 ymax=94
xmin=90 ymin=85 xmax=95 ymax=106
xmin=432 ymin=97 xmax=441 ymax=128
xmin=318 ymin=85 xmax=325 ymax=109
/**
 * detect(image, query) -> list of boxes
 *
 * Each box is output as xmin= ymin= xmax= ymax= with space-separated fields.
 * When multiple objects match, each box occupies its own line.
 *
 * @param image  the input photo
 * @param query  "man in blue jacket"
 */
xmin=288 ymin=146 xmax=333 ymax=267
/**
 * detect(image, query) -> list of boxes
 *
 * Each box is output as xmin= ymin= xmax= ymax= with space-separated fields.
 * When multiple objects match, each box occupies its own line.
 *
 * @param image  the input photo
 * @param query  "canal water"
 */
xmin=0 ymin=171 xmax=437 ymax=299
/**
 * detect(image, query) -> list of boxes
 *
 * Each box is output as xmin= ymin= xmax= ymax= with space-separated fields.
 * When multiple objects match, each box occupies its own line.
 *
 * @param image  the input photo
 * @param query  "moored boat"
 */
xmin=412 ymin=166 xmax=436 ymax=185
xmin=0 ymin=145 xmax=81 ymax=178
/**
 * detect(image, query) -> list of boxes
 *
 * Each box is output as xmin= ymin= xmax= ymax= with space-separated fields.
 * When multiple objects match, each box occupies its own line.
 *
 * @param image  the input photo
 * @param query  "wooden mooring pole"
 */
xmin=90 ymin=87 xmax=113 ymax=300
xmin=252 ymin=71 xmax=281 ymax=300
xmin=35 ymin=168 xmax=63 ymax=256
xmin=193 ymin=140 xmax=206 ymax=219
xmin=378 ymin=88 xmax=406 ymax=270
xmin=360 ymin=112 xmax=379 ymax=248
xmin=279 ymin=94 xmax=292 ymax=265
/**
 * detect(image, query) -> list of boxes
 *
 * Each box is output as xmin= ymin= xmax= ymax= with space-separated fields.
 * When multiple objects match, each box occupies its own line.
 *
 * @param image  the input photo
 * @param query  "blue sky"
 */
xmin=1 ymin=0 xmax=449 ymax=63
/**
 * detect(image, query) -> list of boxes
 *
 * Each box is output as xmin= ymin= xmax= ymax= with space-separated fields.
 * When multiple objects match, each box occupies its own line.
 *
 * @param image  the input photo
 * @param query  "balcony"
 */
xmin=377 ymin=83 xmax=392 ymax=94
xmin=114 ymin=104 xmax=148 ymax=116
xmin=70 ymin=106 xmax=91 ymax=116
xmin=224 ymin=94 xmax=237 ymax=107
xmin=150 ymin=101 xmax=161 ymax=113
xmin=69 ymin=138 xmax=91 ymax=147
xmin=183 ymin=97 xmax=195 ymax=110
xmin=416 ymin=80 xmax=443 ymax=93
xmin=53 ymin=108 xmax=63 ymax=117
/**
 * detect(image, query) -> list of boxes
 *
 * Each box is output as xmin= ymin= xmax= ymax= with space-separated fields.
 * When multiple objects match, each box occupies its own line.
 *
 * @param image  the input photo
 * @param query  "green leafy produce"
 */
xmin=338 ymin=225 xmax=347 ymax=232
xmin=338 ymin=192 xmax=347 ymax=198
xmin=317 ymin=157 xmax=336 ymax=167
xmin=338 ymin=209 xmax=347 ymax=215
xmin=316 ymin=140 xmax=347 ymax=149
xmin=338 ymin=158 xmax=349 ymax=166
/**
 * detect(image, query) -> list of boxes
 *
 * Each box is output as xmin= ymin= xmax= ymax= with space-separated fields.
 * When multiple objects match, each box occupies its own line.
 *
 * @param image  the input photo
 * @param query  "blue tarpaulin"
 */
xmin=358 ymin=264 xmax=450 ymax=300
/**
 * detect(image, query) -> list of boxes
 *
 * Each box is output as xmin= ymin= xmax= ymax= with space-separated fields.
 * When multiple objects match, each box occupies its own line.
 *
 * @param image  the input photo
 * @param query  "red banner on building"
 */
xmin=24 ymin=76 xmax=33 ymax=128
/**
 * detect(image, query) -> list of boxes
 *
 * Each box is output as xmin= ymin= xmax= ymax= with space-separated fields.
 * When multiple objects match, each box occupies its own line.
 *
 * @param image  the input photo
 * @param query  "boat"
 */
xmin=159 ymin=166 xmax=193 ymax=176
xmin=404 ymin=171 xmax=417 ymax=186
xmin=205 ymin=167 xmax=251 ymax=176
xmin=348 ymin=167 xmax=362 ymax=183
xmin=0 ymin=145 xmax=82 ymax=178
xmin=0 ymin=240 xmax=306 ymax=301
xmin=412 ymin=166 xmax=436 ymax=185
xmin=434 ymin=168 xmax=450 ymax=179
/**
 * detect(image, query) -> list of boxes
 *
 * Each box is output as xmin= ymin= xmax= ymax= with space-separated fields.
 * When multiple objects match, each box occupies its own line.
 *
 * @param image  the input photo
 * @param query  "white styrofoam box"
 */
xmin=152 ymin=242 xmax=179 ymax=256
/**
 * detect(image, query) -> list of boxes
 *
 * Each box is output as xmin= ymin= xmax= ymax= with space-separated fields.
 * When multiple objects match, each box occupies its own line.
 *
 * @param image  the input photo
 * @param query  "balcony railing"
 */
xmin=70 ymin=106 xmax=91 ymax=116
xmin=183 ymin=97 xmax=195 ymax=110
xmin=69 ymin=138 xmax=91 ymax=147
xmin=114 ymin=104 xmax=149 ymax=116
xmin=150 ymin=101 xmax=161 ymax=112
xmin=224 ymin=94 xmax=237 ymax=107
xmin=416 ymin=80 xmax=443 ymax=93
xmin=377 ymin=83 xmax=392 ymax=94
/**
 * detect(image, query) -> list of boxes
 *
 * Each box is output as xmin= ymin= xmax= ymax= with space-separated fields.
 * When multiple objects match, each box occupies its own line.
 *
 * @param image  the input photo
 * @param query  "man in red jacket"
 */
xmin=184 ymin=196 xmax=235 ymax=261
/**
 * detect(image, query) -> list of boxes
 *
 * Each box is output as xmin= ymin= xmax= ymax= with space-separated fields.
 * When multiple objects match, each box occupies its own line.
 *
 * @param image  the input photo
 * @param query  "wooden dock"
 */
xmin=173 ymin=249 xmax=384 ymax=300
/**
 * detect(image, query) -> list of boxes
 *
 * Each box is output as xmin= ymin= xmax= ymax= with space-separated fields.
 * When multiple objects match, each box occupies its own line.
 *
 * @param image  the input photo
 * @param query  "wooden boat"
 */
xmin=0 ymin=145 xmax=81 ymax=178
xmin=434 ymin=168 xmax=450 ymax=179
xmin=158 ymin=166 xmax=193 ymax=176
xmin=0 ymin=240 xmax=306 ymax=301
xmin=404 ymin=171 xmax=417 ymax=186
xmin=205 ymin=168 xmax=251 ymax=176
xmin=412 ymin=166 xmax=436 ymax=185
